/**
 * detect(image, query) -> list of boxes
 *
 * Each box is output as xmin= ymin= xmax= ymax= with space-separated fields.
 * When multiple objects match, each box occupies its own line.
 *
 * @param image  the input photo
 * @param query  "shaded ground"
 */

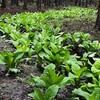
xmin=0 ymin=6 xmax=40 ymax=15
xmin=62 ymin=20 xmax=100 ymax=41
xmin=0 ymin=6 xmax=100 ymax=100
xmin=0 ymin=5 xmax=63 ymax=15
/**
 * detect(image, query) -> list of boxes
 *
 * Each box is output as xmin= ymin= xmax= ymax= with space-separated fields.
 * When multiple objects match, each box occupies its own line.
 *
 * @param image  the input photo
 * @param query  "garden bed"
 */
xmin=0 ymin=7 xmax=100 ymax=100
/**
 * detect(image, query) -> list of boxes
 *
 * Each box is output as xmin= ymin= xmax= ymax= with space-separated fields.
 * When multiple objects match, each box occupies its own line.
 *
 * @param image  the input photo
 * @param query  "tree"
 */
xmin=23 ymin=0 xmax=28 ymax=10
xmin=95 ymin=0 xmax=100 ymax=30
xmin=36 ymin=0 xmax=41 ymax=9
xmin=11 ymin=0 xmax=19 ymax=6
xmin=16 ymin=0 xmax=19 ymax=6
xmin=1 ymin=0 xmax=6 ymax=8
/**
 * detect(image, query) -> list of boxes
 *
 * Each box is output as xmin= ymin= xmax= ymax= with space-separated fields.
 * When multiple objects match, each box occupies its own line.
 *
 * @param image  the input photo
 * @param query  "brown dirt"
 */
xmin=0 ymin=63 xmax=40 ymax=100
xmin=61 ymin=20 xmax=100 ymax=41
xmin=0 ymin=5 xmax=62 ymax=15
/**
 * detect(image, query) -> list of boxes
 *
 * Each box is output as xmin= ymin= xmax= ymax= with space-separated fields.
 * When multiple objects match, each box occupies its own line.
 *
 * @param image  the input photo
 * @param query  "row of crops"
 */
xmin=0 ymin=7 xmax=100 ymax=100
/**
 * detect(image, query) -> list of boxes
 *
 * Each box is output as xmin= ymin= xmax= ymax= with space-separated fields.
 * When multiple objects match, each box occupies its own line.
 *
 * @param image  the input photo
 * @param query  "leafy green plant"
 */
xmin=73 ymin=60 xmax=100 ymax=100
xmin=73 ymin=88 xmax=100 ymax=100
xmin=0 ymin=50 xmax=24 ymax=73
xmin=28 ymin=85 xmax=59 ymax=100
xmin=28 ymin=64 xmax=77 ymax=100
xmin=40 ymin=64 xmax=68 ymax=88
xmin=28 ymin=64 xmax=75 ymax=88
xmin=63 ymin=54 xmax=87 ymax=86
xmin=32 ymin=31 xmax=70 ymax=70
xmin=9 ymin=32 xmax=34 ymax=58
xmin=89 ymin=41 xmax=100 ymax=51
xmin=66 ymin=32 xmax=91 ymax=50
xmin=91 ymin=60 xmax=100 ymax=74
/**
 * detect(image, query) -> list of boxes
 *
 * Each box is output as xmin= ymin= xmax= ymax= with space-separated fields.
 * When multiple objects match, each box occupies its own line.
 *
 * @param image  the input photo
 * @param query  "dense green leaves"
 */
xmin=91 ymin=60 xmax=100 ymax=74
xmin=28 ymin=85 xmax=59 ymax=100
xmin=28 ymin=64 xmax=74 ymax=88
xmin=73 ymin=88 xmax=100 ymax=100
xmin=0 ymin=50 xmax=24 ymax=73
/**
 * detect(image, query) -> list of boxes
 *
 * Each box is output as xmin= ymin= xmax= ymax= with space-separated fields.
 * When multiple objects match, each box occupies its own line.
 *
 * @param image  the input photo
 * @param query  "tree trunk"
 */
xmin=23 ymin=0 xmax=28 ymax=10
xmin=1 ymin=0 xmax=6 ymax=8
xmin=16 ymin=0 xmax=19 ymax=6
xmin=36 ymin=0 xmax=41 ymax=9
xmin=11 ymin=0 xmax=19 ymax=6
xmin=95 ymin=0 xmax=100 ymax=30
xmin=28 ymin=0 xmax=34 ymax=5
xmin=11 ymin=0 xmax=14 ymax=5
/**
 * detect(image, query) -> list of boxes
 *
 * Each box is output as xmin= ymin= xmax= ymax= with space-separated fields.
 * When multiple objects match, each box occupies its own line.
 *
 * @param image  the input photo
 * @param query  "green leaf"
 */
xmin=71 ymin=63 xmax=80 ymax=75
xmin=55 ymin=54 xmax=61 ymax=63
xmin=41 ymin=75 xmax=52 ymax=88
xmin=43 ymin=47 xmax=54 ymax=60
xmin=66 ymin=72 xmax=77 ymax=84
xmin=28 ymin=75 xmax=46 ymax=87
xmin=91 ymin=60 xmax=100 ymax=74
xmin=63 ymin=50 xmax=70 ymax=61
xmin=14 ymin=52 xmax=24 ymax=62
xmin=28 ymin=48 xmax=34 ymax=57
xmin=73 ymin=88 xmax=90 ymax=100
xmin=0 ymin=60 xmax=5 ymax=64
xmin=49 ymin=70 xmax=58 ymax=83
xmin=9 ymin=68 xmax=20 ymax=73
xmin=35 ymin=43 xmax=42 ymax=53
xmin=87 ymin=83 xmax=97 ymax=88
xmin=63 ymin=64 xmax=71 ymax=73
xmin=50 ymin=42 xmax=59 ymax=53
xmin=28 ymin=88 xmax=45 ymax=100
xmin=90 ymin=88 xmax=100 ymax=100
xmin=44 ymin=63 xmax=55 ymax=71
xmin=45 ymin=85 xmax=59 ymax=100
xmin=59 ymin=77 xmax=69 ymax=87
xmin=39 ymin=51 xmax=46 ymax=59
xmin=54 ymin=27 xmax=60 ymax=35
xmin=56 ymin=74 xmax=64 ymax=86
xmin=76 ymin=67 xmax=87 ymax=77
xmin=93 ymin=60 xmax=100 ymax=69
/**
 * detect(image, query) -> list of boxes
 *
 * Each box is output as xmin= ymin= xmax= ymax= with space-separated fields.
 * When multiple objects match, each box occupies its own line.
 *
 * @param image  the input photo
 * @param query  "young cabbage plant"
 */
xmin=64 ymin=54 xmax=82 ymax=72
xmin=69 ymin=32 xmax=91 ymax=46
xmin=40 ymin=65 xmax=67 ymax=88
xmin=9 ymin=30 xmax=21 ymax=40
xmin=32 ymin=31 xmax=51 ymax=69
xmin=71 ymin=64 xmax=87 ymax=86
xmin=39 ymin=47 xmax=70 ymax=66
xmin=89 ymin=41 xmax=100 ymax=52
xmin=0 ymin=22 xmax=15 ymax=36
xmin=14 ymin=39 xmax=33 ymax=56
xmin=73 ymin=68 xmax=100 ymax=100
xmin=63 ymin=54 xmax=88 ymax=86
xmin=28 ymin=85 xmax=59 ymax=100
xmin=79 ymin=38 xmax=100 ymax=53
xmin=66 ymin=32 xmax=92 ymax=55
xmin=91 ymin=60 xmax=100 ymax=75
xmin=80 ymin=78 xmax=100 ymax=95
xmin=33 ymin=31 xmax=70 ymax=70
xmin=9 ymin=33 xmax=34 ymax=58
xmin=0 ymin=50 xmax=24 ymax=73
xmin=28 ymin=64 xmax=76 ymax=89
xmin=73 ymin=88 xmax=100 ymax=100
xmin=80 ymin=52 xmax=96 ymax=71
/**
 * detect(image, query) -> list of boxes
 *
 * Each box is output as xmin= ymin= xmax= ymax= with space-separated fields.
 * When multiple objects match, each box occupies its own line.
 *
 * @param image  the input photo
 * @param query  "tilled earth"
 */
xmin=0 ymin=8 xmax=100 ymax=100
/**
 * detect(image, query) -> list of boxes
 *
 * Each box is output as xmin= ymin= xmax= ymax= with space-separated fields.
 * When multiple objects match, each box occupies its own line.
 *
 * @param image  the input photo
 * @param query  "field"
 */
xmin=0 ymin=6 xmax=100 ymax=100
